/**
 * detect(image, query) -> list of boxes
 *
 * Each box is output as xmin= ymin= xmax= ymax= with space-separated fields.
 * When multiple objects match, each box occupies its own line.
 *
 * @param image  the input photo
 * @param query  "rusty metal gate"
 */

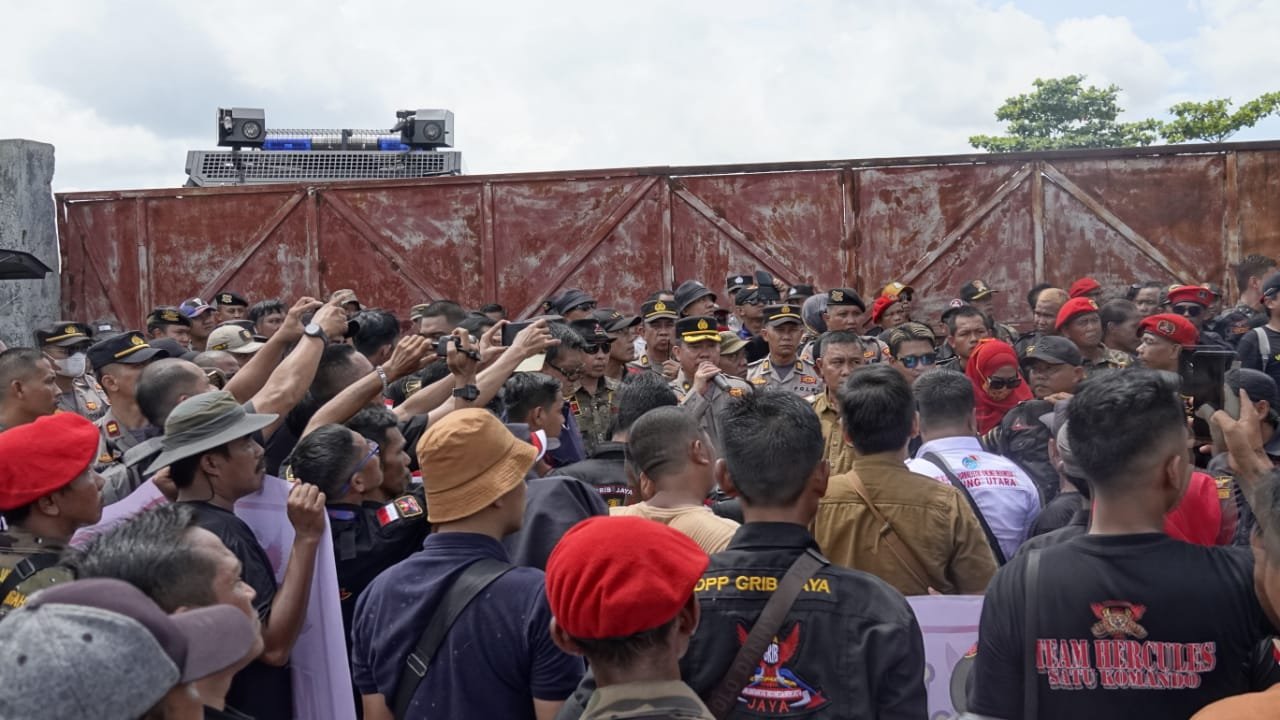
xmin=58 ymin=141 xmax=1280 ymax=331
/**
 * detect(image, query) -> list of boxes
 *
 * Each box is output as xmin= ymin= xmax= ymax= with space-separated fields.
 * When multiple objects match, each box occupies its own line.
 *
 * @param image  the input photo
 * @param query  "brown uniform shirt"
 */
xmin=813 ymin=452 xmax=997 ymax=596
xmin=0 ymin=528 xmax=74 ymax=618
xmin=807 ymin=392 xmax=858 ymax=476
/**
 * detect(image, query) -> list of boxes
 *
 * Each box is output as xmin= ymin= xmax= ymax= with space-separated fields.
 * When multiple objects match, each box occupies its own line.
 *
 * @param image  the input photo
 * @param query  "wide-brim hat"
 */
xmin=674 ymin=280 xmax=716 ymax=314
xmin=145 ymin=391 xmax=277 ymax=474
xmin=416 ymin=409 xmax=538 ymax=523
xmin=719 ymin=331 xmax=748 ymax=355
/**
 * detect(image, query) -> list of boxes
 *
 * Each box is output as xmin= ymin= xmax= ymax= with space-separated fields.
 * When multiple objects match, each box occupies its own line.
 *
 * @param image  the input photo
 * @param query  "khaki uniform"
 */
xmin=1082 ymin=344 xmax=1134 ymax=377
xmin=581 ymin=680 xmax=715 ymax=720
xmin=799 ymin=336 xmax=891 ymax=366
xmin=746 ymin=357 xmax=824 ymax=397
xmin=807 ymin=392 xmax=858 ymax=476
xmin=571 ymin=377 xmax=620 ymax=457
xmin=675 ymin=372 xmax=751 ymax=453
xmin=0 ymin=528 xmax=74 ymax=618
xmin=93 ymin=407 xmax=153 ymax=505
xmin=56 ymin=375 xmax=110 ymax=422
xmin=626 ymin=353 xmax=668 ymax=376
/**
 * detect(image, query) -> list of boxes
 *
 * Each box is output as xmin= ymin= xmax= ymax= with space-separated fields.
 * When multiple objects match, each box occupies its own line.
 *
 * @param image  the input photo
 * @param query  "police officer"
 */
xmin=0 ymin=414 xmax=104 ymax=618
xmin=747 ymin=304 xmax=824 ymax=397
xmin=146 ymin=306 xmax=193 ymax=349
xmin=629 ymin=299 xmax=680 ymax=379
xmin=214 ymin=290 xmax=250 ymax=321
xmin=87 ymin=332 xmax=170 ymax=504
xmin=800 ymin=287 xmax=892 ymax=365
xmin=670 ymin=316 xmax=751 ymax=454
xmin=34 ymin=321 xmax=110 ymax=422
xmin=960 ymin=279 xmax=1018 ymax=344
xmin=568 ymin=320 xmax=620 ymax=455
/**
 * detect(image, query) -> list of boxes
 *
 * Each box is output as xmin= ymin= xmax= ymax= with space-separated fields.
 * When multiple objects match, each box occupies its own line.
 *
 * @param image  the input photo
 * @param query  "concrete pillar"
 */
xmin=0 ymin=140 xmax=58 ymax=350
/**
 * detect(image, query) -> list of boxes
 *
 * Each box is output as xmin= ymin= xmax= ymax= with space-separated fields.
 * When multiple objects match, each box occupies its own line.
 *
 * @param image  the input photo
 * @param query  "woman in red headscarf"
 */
xmin=966 ymin=338 xmax=1033 ymax=434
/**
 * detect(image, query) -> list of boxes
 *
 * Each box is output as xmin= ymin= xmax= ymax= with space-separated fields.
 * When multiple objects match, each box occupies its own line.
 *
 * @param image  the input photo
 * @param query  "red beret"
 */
xmin=545 ymin=516 xmax=709 ymax=640
xmin=1166 ymin=285 xmax=1213 ymax=307
xmin=1068 ymin=277 xmax=1102 ymax=298
xmin=1140 ymin=313 xmax=1198 ymax=348
xmin=870 ymin=295 xmax=899 ymax=325
xmin=0 ymin=413 xmax=100 ymax=510
xmin=1055 ymin=297 xmax=1100 ymax=331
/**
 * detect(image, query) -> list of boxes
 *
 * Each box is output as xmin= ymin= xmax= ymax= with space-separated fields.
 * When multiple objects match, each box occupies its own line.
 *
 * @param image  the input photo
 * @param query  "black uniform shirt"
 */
xmin=680 ymin=522 xmax=927 ymax=719
xmin=557 ymin=442 xmax=631 ymax=507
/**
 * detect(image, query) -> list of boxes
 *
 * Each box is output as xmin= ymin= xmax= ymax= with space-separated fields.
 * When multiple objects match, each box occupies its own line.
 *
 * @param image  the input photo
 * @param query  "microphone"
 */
xmin=713 ymin=374 xmax=733 ymax=392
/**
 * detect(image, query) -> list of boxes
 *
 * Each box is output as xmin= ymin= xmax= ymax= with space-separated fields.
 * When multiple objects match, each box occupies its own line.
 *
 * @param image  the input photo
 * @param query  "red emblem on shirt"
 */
xmin=1090 ymin=601 xmax=1148 ymax=640
xmin=735 ymin=622 xmax=829 ymax=715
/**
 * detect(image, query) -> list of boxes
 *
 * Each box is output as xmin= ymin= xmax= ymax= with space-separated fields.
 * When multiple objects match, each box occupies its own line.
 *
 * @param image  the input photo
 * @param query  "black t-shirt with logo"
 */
xmin=971 ymin=533 xmax=1279 ymax=720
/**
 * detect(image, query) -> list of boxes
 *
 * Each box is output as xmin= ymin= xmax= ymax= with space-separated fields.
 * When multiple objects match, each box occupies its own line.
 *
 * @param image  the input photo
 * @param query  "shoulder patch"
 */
xmin=728 ymin=387 xmax=745 ymax=398
xmin=98 ymin=453 xmax=115 ymax=464
xmin=377 ymin=495 xmax=424 ymax=526
xmin=799 ymin=375 xmax=818 ymax=384
xmin=750 ymin=377 xmax=768 ymax=386
xmin=105 ymin=420 xmax=121 ymax=437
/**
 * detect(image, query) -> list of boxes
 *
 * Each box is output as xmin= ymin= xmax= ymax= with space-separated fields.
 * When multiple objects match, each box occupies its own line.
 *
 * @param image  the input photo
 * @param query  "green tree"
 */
xmin=969 ymin=75 xmax=1162 ymax=152
xmin=1160 ymin=92 xmax=1280 ymax=143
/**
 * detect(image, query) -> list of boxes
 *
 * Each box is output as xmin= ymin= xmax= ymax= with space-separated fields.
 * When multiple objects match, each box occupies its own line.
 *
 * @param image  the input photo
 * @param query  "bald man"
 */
xmin=1015 ymin=287 xmax=1069 ymax=359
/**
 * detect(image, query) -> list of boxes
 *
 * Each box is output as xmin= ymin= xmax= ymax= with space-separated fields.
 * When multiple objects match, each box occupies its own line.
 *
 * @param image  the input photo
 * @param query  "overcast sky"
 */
xmin=3 ymin=0 xmax=1278 ymax=192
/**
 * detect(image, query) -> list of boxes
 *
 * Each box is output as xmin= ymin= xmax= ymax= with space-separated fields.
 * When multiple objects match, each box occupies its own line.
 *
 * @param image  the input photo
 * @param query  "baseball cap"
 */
xmin=545 ymin=516 xmax=709 ymax=640
xmin=719 ymin=330 xmax=747 ymax=356
xmin=569 ymin=319 xmax=611 ymax=346
xmin=1023 ymin=336 xmax=1084 ymax=366
xmin=726 ymin=274 xmax=753 ymax=295
xmin=1139 ymin=313 xmax=1198 ymax=348
xmin=330 ymin=289 xmax=362 ymax=310
xmin=206 ymin=325 xmax=266 ymax=355
xmin=35 ymin=321 xmax=94 ymax=348
xmin=1054 ymin=297 xmax=1100 ymax=330
xmin=960 ymin=280 xmax=997 ymax=303
xmin=214 ymin=291 xmax=249 ymax=307
xmin=592 ymin=308 xmax=641 ymax=334
xmin=882 ymin=281 xmax=913 ymax=299
xmin=87 ymin=331 xmax=168 ymax=370
xmin=763 ymin=304 xmax=803 ymax=327
xmin=148 ymin=337 xmax=199 ymax=362
xmin=826 ymin=287 xmax=865 ymax=311
xmin=1166 ymin=285 xmax=1213 ymax=307
xmin=147 ymin=306 xmax=191 ymax=328
xmin=0 ymin=578 xmax=257 ymax=720
xmin=1068 ymin=277 xmax=1102 ymax=298
xmin=786 ymin=284 xmax=816 ymax=302
xmin=145 ymin=391 xmax=278 ymax=475
xmin=641 ymin=299 xmax=678 ymax=322
xmin=416 ymin=409 xmax=538 ymax=523
xmin=674 ymin=280 xmax=716 ymax=314
xmin=549 ymin=288 xmax=596 ymax=315
xmin=675 ymin=316 xmax=722 ymax=344
xmin=178 ymin=297 xmax=215 ymax=318
xmin=0 ymin=413 xmax=100 ymax=510
xmin=1262 ymin=272 xmax=1280 ymax=299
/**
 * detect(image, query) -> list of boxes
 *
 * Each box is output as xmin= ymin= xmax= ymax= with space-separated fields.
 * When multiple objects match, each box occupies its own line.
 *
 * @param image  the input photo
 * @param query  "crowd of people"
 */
xmin=4 ymin=255 xmax=1280 ymax=719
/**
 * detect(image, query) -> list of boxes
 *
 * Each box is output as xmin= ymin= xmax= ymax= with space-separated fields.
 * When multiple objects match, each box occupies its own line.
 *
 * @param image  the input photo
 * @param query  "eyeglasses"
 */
xmin=583 ymin=341 xmax=613 ymax=355
xmin=547 ymin=361 xmax=584 ymax=381
xmin=334 ymin=440 xmax=381 ymax=498
xmin=898 ymin=352 xmax=937 ymax=369
xmin=986 ymin=376 xmax=1023 ymax=391
xmin=1172 ymin=304 xmax=1203 ymax=318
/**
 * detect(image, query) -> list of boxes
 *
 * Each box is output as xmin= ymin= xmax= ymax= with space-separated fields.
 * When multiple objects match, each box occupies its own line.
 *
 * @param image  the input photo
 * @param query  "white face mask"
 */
xmin=55 ymin=352 xmax=88 ymax=378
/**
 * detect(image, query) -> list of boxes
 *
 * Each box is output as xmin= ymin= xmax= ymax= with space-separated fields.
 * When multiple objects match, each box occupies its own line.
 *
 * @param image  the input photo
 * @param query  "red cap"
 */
xmin=1139 ymin=313 xmax=1198 ymax=348
xmin=0 ymin=413 xmax=100 ymax=510
xmin=1166 ymin=285 xmax=1213 ymax=307
xmin=1054 ymin=297 xmax=1100 ymax=331
xmin=545 ymin=516 xmax=709 ymax=640
xmin=1068 ymin=277 xmax=1102 ymax=298
xmin=870 ymin=295 xmax=898 ymax=325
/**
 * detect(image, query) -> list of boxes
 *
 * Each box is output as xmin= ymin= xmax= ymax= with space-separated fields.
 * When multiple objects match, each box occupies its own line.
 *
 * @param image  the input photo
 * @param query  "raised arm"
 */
xmin=224 ymin=297 xmax=321 ymax=403
xmin=302 ymin=334 xmax=436 ymax=437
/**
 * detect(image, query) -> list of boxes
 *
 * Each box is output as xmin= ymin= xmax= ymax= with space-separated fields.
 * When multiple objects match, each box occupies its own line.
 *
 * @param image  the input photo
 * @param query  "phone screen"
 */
xmin=502 ymin=320 xmax=534 ymax=346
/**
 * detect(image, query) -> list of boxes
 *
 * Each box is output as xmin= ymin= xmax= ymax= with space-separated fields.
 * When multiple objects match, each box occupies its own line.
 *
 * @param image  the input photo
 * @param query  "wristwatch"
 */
xmin=452 ymin=384 xmax=480 ymax=401
xmin=303 ymin=322 xmax=327 ymax=343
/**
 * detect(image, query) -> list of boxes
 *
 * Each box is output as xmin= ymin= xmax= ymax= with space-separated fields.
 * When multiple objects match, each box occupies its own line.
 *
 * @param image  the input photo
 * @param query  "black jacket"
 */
xmin=556 ymin=442 xmax=632 ymax=508
xmin=680 ymin=523 xmax=928 ymax=719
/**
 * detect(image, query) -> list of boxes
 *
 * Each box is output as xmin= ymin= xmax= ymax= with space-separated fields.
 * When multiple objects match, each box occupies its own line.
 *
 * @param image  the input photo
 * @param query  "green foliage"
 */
xmin=1161 ymin=92 xmax=1280 ymax=143
xmin=969 ymin=75 xmax=1162 ymax=152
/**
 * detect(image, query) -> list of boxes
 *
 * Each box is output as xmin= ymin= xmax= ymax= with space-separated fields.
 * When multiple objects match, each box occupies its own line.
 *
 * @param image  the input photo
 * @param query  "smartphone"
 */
xmin=1181 ymin=348 xmax=1235 ymax=414
xmin=502 ymin=320 xmax=534 ymax=346
xmin=435 ymin=336 xmax=460 ymax=356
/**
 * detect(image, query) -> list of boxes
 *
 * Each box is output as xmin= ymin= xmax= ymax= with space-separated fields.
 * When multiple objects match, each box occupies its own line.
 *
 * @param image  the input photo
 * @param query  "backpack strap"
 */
xmin=1255 ymin=326 xmax=1270 ymax=369
xmin=923 ymin=451 xmax=1007 ymax=565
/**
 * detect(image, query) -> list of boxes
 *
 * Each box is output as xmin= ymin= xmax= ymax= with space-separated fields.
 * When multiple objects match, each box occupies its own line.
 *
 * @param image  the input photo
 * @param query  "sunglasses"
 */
xmin=547 ymin=361 xmax=585 ymax=381
xmin=334 ymin=440 xmax=381 ymax=498
xmin=986 ymin=376 xmax=1023 ymax=391
xmin=583 ymin=341 xmax=613 ymax=355
xmin=898 ymin=352 xmax=937 ymax=369
xmin=1171 ymin=304 xmax=1203 ymax=318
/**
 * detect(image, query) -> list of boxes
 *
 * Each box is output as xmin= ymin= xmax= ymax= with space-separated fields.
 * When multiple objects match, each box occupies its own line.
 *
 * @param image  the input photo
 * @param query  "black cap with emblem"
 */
xmin=214 ymin=290 xmax=248 ymax=308
xmin=88 ymin=331 xmax=169 ymax=369
xmin=569 ymin=320 xmax=611 ymax=345
xmin=826 ymin=288 xmax=865 ymax=311
xmin=641 ymin=300 xmax=679 ymax=322
xmin=592 ymin=308 xmax=641 ymax=334
xmin=675 ymin=316 xmax=722 ymax=344
xmin=146 ymin=306 xmax=192 ymax=329
xmin=763 ymin=304 xmax=804 ymax=327
xmin=34 ymin=321 xmax=94 ymax=349
xmin=786 ymin=284 xmax=816 ymax=302
xmin=726 ymin=274 xmax=753 ymax=295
